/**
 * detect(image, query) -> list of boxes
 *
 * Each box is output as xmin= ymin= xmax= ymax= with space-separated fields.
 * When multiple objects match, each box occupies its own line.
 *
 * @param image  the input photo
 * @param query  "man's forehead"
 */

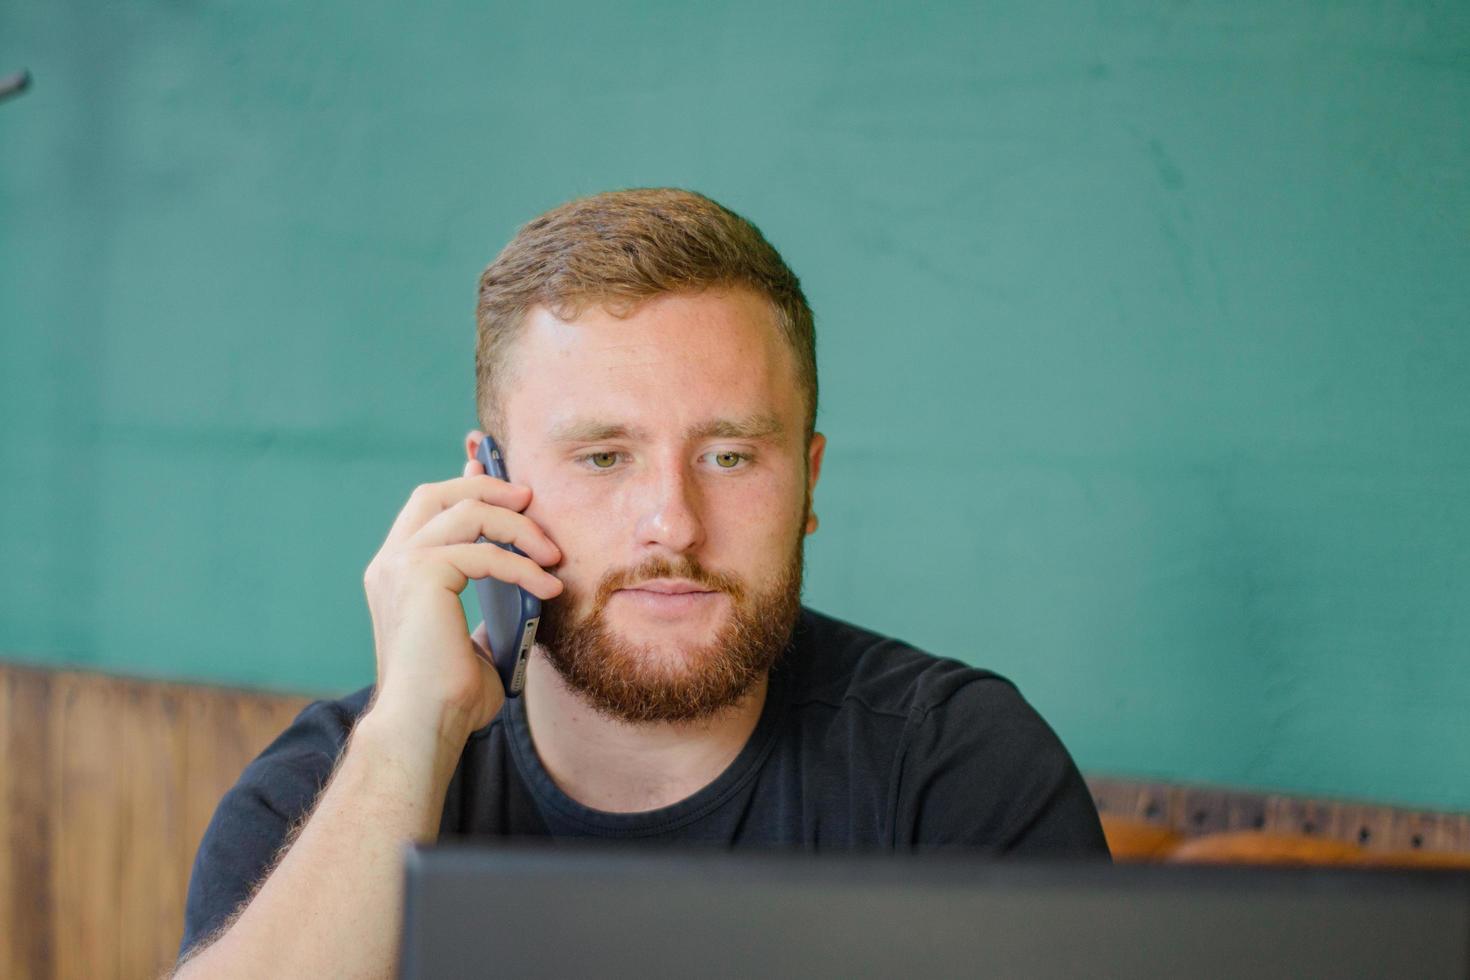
xmin=501 ymin=290 xmax=803 ymax=438
xmin=514 ymin=288 xmax=784 ymax=354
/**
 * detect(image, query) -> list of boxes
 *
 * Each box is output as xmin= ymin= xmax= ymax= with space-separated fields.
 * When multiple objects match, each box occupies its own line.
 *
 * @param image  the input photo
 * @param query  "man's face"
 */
xmin=492 ymin=287 xmax=825 ymax=724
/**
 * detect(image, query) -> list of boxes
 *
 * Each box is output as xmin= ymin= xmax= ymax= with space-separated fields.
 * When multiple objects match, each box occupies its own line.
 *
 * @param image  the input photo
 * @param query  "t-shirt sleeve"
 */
xmin=893 ymin=676 xmax=1110 ymax=858
xmin=177 ymin=697 xmax=359 ymax=959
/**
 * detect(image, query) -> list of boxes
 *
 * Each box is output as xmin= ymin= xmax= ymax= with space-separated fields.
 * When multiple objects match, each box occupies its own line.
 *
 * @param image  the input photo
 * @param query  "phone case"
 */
xmin=471 ymin=436 xmax=541 ymax=697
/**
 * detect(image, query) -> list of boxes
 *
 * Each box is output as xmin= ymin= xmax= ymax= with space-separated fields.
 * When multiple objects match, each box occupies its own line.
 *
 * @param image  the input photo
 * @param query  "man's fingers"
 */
xmin=408 ymin=500 xmax=562 ymax=567
xmin=430 ymin=543 xmax=564 ymax=600
xmin=384 ymin=475 xmax=531 ymax=550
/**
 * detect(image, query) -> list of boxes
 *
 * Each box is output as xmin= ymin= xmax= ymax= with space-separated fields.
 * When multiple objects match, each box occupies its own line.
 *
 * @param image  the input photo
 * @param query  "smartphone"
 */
xmin=471 ymin=435 xmax=541 ymax=697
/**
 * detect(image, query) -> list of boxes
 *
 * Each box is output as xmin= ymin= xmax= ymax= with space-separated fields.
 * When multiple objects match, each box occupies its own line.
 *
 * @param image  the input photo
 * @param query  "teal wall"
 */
xmin=3 ymin=1 xmax=1467 ymax=811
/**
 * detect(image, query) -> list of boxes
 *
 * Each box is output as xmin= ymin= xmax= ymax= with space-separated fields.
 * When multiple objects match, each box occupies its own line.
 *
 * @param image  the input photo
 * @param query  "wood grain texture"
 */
xmin=0 ymin=669 xmax=14 ymax=980
xmin=51 ymin=672 xmax=126 ymax=979
xmin=118 ymin=681 xmax=189 ymax=978
xmin=5 ymin=666 xmax=55 ymax=980
xmin=0 ymin=662 xmax=312 ymax=980
xmin=1088 ymin=774 xmax=1470 ymax=857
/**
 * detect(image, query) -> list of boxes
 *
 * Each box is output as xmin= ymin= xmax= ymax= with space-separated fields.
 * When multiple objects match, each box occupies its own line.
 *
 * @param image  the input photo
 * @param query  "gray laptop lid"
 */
xmin=400 ymin=842 xmax=1470 ymax=979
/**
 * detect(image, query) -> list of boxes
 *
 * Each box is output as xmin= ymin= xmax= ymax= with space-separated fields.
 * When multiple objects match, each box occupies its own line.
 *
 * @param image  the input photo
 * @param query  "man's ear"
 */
xmin=465 ymin=429 xmax=486 ymax=463
xmin=804 ymin=432 xmax=826 ymax=535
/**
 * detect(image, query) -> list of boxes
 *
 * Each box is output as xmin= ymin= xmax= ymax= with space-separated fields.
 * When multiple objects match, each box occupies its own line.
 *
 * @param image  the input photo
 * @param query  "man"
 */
xmin=175 ymin=188 xmax=1108 ymax=977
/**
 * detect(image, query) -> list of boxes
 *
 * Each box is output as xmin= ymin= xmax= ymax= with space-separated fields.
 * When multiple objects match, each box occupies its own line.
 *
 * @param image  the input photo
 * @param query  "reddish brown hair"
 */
xmin=475 ymin=188 xmax=817 ymax=442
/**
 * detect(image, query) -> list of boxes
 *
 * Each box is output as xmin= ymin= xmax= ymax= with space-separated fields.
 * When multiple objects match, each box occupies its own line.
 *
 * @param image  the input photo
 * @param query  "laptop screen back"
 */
xmin=400 ymin=843 xmax=1470 ymax=979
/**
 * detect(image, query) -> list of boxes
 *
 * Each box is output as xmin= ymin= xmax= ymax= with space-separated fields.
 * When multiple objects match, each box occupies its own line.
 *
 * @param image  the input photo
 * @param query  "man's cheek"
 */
xmin=548 ymin=549 xmax=611 ymax=619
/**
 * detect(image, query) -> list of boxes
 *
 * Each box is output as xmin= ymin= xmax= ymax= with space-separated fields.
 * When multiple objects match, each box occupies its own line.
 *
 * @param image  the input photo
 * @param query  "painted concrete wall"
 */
xmin=2 ymin=0 xmax=1467 ymax=809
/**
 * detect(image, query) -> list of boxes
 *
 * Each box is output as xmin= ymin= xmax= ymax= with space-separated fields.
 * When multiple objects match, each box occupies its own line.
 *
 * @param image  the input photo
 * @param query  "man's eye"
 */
xmin=582 ymin=451 xmax=746 ymax=470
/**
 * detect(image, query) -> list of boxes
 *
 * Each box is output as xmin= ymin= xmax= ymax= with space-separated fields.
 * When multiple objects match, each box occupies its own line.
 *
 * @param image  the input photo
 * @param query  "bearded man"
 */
xmin=175 ymin=188 xmax=1109 ymax=977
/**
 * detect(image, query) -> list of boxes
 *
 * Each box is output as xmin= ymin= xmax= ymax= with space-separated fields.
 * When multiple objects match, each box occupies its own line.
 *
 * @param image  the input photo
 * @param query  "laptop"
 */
xmin=399 ymin=841 xmax=1470 ymax=979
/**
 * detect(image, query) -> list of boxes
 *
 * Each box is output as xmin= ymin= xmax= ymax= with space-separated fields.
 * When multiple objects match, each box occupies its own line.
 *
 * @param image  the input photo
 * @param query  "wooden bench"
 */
xmin=3 ymin=661 xmax=1466 ymax=979
xmin=1090 ymin=776 xmax=1470 ymax=866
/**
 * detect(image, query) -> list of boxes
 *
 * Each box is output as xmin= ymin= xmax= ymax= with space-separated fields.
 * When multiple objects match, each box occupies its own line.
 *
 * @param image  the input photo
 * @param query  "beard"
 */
xmin=534 ymin=526 xmax=806 ymax=726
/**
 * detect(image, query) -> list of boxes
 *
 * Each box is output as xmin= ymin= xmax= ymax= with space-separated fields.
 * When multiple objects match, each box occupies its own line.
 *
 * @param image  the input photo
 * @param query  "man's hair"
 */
xmin=475 ymin=187 xmax=817 ymax=443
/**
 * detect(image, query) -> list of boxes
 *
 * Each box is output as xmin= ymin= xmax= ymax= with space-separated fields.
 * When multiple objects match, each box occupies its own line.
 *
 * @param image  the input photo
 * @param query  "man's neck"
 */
xmin=519 ymin=650 xmax=769 ymax=814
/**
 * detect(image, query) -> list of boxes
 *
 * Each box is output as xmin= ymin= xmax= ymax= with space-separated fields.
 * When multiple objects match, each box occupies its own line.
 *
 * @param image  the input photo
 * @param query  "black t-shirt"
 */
xmin=180 ymin=606 xmax=1109 ymax=955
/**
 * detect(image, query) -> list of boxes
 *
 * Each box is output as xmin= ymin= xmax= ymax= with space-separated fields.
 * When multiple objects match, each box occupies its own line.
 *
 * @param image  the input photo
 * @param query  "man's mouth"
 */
xmin=613 ymin=580 xmax=723 ymax=618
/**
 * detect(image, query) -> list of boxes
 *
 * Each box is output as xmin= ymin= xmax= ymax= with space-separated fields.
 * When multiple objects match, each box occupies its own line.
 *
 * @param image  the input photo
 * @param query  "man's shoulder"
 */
xmin=790 ymin=609 xmax=1107 ymax=855
xmin=789 ymin=606 xmax=1023 ymax=722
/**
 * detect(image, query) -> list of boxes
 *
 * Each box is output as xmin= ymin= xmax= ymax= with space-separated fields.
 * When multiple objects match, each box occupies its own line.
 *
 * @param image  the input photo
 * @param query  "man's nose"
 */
xmin=633 ymin=455 xmax=705 ymax=554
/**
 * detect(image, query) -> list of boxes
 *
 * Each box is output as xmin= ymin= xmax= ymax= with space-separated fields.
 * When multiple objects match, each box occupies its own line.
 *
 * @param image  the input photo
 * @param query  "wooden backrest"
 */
xmin=1166 ymin=830 xmax=1470 ymax=869
xmin=1088 ymin=774 xmax=1470 ymax=857
xmin=1098 ymin=815 xmax=1184 ymax=861
xmin=4 ymin=661 xmax=1468 ymax=979
xmin=0 ymin=661 xmax=313 ymax=980
xmin=1167 ymin=830 xmax=1364 ymax=865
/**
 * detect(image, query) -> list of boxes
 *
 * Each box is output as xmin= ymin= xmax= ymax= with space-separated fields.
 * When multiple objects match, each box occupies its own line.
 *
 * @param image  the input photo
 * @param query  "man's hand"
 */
xmin=174 ymin=460 xmax=565 ymax=979
xmin=362 ymin=459 xmax=564 ymax=742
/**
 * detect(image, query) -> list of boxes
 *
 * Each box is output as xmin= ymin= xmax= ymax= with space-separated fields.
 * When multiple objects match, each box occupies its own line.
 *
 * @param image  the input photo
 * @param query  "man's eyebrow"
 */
xmin=685 ymin=414 xmax=784 ymax=441
xmin=546 ymin=414 xmax=784 ymax=444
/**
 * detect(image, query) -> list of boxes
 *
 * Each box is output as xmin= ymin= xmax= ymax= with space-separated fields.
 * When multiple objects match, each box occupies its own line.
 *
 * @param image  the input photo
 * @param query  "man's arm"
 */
xmin=175 ymin=458 xmax=564 ymax=978
xmin=174 ymin=701 xmax=469 ymax=977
